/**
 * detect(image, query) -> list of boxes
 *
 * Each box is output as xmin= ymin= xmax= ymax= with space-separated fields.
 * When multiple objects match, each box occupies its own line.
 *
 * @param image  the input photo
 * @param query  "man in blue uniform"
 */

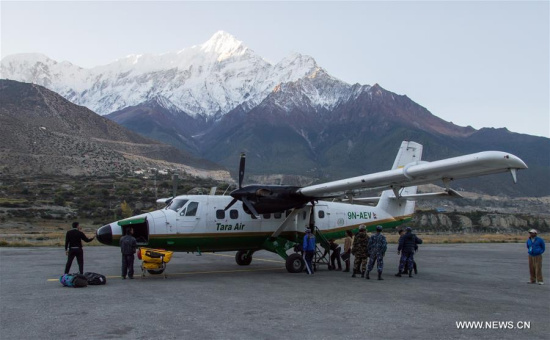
xmin=396 ymin=226 xmax=422 ymax=278
xmin=366 ymin=225 xmax=387 ymax=280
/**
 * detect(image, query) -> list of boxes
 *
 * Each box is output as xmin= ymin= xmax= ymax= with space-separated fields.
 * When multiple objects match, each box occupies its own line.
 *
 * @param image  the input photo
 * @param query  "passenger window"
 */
xmin=263 ymin=213 xmax=271 ymax=219
xmin=302 ymin=211 xmax=307 ymax=220
xmin=318 ymin=210 xmax=325 ymax=219
xmin=230 ymin=210 xmax=238 ymax=219
xmin=216 ymin=210 xmax=225 ymax=219
xmin=185 ymin=202 xmax=198 ymax=216
xmin=274 ymin=212 xmax=282 ymax=219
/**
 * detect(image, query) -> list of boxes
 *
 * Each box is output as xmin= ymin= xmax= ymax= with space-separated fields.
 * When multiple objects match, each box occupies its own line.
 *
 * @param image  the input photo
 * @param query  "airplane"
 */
xmin=95 ymin=141 xmax=527 ymax=274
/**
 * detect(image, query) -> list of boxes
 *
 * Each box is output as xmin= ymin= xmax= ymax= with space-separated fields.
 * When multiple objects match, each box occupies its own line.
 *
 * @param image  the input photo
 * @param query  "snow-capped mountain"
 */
xmin=1 ymin=31 xmax=354 ymax=118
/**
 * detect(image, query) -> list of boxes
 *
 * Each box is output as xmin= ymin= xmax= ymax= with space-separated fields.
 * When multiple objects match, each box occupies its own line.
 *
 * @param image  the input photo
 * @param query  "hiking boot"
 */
xmin=395 ymin=272 xmax=402 ymax=277
xmin=378 ymin=272 xmax=383 ymax=280
xmin=122 ymin=276 xmax=126 ymax=280
xmin=538 ymin=282 xmax=544 ymax=285
xmin=366 ymin=271 xmax=370 ymax=280
xmin=409 ymin=272 xmax=413 ymax=278
xmin=351 ymin=269 xmax=357 ymax=278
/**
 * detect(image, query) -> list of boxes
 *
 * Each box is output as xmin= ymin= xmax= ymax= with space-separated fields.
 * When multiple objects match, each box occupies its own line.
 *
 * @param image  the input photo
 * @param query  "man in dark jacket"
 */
xmin=64 ymin=221 xmax=95 ymax=274
xmin=396 ymin=226 xmax=422 ymax=278
xmin=120 ymin=227 xmax=137 ymax=279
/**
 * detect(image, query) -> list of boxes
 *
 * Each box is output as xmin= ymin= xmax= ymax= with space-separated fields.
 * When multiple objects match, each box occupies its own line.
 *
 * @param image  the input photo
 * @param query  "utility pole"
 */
xmin=172 ymin=173 xmax=178 ymax=198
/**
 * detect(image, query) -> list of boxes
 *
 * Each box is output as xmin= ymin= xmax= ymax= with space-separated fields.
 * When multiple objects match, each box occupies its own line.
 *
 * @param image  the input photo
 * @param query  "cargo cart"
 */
xmin=137 ymin=248 xmax=174 ymax=279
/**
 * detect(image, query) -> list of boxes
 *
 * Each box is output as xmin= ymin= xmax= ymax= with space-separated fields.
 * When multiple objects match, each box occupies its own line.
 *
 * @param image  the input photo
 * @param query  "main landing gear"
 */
xmin=285 ymin=253 xmax=305 ymax=273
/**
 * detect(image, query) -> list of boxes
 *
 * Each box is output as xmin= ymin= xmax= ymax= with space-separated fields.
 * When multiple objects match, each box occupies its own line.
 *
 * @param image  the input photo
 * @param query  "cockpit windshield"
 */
xmin=166 ymin=198 xmax=188 ymax=212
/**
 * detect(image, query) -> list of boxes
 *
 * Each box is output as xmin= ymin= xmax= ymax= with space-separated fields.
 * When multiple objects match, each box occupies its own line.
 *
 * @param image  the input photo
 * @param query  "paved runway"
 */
xmin=0 ymin=243 xmax=548 ymax=340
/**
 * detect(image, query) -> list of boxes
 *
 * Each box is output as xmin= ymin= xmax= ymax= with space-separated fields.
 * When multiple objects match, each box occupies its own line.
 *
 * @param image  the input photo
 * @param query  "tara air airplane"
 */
xmin=96 ymin=141 xmax=527 ymax=273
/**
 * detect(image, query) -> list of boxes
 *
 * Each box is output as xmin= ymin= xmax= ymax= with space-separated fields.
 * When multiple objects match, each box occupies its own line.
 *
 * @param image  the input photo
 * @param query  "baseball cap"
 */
xmin=376 ymin=225 xmax=383 ymax=231
xmin=528 ymin=229 xmax=537 ymax=234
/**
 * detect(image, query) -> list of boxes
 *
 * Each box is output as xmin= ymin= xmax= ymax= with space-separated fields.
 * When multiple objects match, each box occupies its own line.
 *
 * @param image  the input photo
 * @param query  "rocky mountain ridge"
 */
xmin=0 ymin=80 xmax=230 ymax=180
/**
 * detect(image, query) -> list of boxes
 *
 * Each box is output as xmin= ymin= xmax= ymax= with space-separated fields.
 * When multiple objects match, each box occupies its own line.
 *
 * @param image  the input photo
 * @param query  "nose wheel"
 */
xmin=235 ymin=250 xmax=253 ymax=265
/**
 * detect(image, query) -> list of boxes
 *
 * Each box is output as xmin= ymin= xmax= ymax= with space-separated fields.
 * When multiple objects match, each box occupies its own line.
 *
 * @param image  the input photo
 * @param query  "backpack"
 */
xmin=71 ymin=273 xmax=88 ymax=288
xmin=84 ymin=272 xmax=107 ymax=285
xmin=60 ymin=274 xmax=75 ymax=287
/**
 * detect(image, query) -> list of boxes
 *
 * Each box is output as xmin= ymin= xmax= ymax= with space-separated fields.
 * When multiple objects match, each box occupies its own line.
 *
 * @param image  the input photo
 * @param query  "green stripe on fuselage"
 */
xmin=111 ymin=216 xmax=412 ymax=253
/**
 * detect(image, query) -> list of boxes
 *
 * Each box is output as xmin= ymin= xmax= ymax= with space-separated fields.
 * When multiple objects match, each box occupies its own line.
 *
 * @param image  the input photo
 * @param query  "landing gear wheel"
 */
xmin=147 ymin=268 xmax=165 ymax=275
xmin=286 ymin=253 xmax=305 ymax=273
xmin=235 ymin=250 xmax=253 ymax=266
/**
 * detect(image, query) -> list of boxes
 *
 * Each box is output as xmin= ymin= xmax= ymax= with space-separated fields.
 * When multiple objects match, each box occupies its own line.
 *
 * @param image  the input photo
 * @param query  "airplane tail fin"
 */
xmin=377 ymin=141 xmax=423 ymax=216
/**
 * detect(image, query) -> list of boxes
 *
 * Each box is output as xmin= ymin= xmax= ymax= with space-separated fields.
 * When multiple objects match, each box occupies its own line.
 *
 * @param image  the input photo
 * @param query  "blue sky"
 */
xmin=1 ymin=1 xmax=548 ymax=137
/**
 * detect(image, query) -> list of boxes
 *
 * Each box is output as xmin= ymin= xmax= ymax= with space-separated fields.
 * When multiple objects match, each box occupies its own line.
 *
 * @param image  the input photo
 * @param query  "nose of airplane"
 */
xmin=96 ymin=224 xmax=113 ymax=245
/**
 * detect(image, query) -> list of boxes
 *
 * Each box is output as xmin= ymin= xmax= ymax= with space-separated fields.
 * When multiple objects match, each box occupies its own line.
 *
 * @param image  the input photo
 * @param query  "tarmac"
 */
xmin=0 ymin=243 xmax=548 ymax=340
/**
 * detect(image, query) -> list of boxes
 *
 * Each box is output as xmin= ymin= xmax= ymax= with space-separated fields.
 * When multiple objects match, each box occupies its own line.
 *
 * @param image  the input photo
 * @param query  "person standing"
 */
xmin=366 ymin=225 xmax=387 ymax=280
xmin=120 ymin=227 xmax=138 ymax=279
xmin=303 ymin=228 xmax=316 ymax=275
xmin=351 ymin=225 xmax=368 ymax=278
xmin=342 ymin=230 xmax=353 ymax=272
xmin=396 ymin=227 xmax=422 ymax=278
xmin=527 ymin=229 xmax=545 ymax=285
xmin=64 ymin=221 xmax=95 ymax=274
xmin=326 ymin=239 xmax=342 ymax=270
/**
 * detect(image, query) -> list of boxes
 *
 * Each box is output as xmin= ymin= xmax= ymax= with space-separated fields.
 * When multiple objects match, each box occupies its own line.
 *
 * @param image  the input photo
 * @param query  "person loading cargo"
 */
xmin=120 ymin=227 xmax=137 ymax=279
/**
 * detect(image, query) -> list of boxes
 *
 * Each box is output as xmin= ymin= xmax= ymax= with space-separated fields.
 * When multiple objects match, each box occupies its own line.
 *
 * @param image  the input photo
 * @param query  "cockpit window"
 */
xmin=166 ymin=199 xmax=188 ymax=212
xmin=185 ymin=202 xmax=199 ymax=216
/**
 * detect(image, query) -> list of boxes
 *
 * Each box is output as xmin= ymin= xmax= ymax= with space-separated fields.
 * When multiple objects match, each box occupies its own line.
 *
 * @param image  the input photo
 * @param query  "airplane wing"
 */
xmin=298 ymin=151 xmax=527 ymax=198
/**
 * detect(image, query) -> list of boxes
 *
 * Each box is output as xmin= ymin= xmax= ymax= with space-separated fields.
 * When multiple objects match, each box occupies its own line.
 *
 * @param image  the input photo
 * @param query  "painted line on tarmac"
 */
xmin=48 ymin=253 xmax=285 ymax=281
xmin=47 ymin=267 xmax=285 ymax=281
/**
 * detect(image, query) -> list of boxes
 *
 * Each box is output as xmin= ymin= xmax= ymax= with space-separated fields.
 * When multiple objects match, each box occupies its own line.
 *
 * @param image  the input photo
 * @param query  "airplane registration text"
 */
xmin=347 ymin=211 xmax=376 ymax=220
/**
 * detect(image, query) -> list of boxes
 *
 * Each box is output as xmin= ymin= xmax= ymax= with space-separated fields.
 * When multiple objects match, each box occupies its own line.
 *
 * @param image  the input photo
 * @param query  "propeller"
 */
xmin=223 ymin=153 xmax=312 ymax=216
xmin=224 ymin=153 xmax=260 ymax=217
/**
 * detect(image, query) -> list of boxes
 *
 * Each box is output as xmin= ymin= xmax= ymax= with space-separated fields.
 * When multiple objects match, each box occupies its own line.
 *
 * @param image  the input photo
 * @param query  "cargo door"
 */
xmin=117 ymin=216 xmax=149 ymax=245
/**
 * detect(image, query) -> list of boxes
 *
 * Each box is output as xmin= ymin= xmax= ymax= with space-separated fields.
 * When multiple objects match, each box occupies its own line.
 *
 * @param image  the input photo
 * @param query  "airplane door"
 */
xmin=176 ymin=201 xmax=201 ymax=232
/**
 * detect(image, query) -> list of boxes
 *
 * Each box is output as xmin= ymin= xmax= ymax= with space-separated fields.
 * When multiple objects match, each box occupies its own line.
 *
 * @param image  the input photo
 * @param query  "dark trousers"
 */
xmin=304 ymin=251 xmax=315 ymax=274
xmin=330 ymin=248 xmax=342 ymax=269
xmin=65 ymin=248 xmax=84 ymax=274
xmin=122 ymin=254 xmax=135 ymax=278
xmin=399 ymin=251 xmax=415 ymax=273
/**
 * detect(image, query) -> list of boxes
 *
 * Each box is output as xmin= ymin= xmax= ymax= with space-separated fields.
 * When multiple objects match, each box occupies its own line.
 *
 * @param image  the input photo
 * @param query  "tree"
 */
xmin=120 ymin=200 xmax=133 ymax=218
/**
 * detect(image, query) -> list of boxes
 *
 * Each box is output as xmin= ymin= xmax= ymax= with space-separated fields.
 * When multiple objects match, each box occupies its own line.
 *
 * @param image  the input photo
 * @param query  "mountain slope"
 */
xmin=0 ymin=80 xmax=228 ymax=178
